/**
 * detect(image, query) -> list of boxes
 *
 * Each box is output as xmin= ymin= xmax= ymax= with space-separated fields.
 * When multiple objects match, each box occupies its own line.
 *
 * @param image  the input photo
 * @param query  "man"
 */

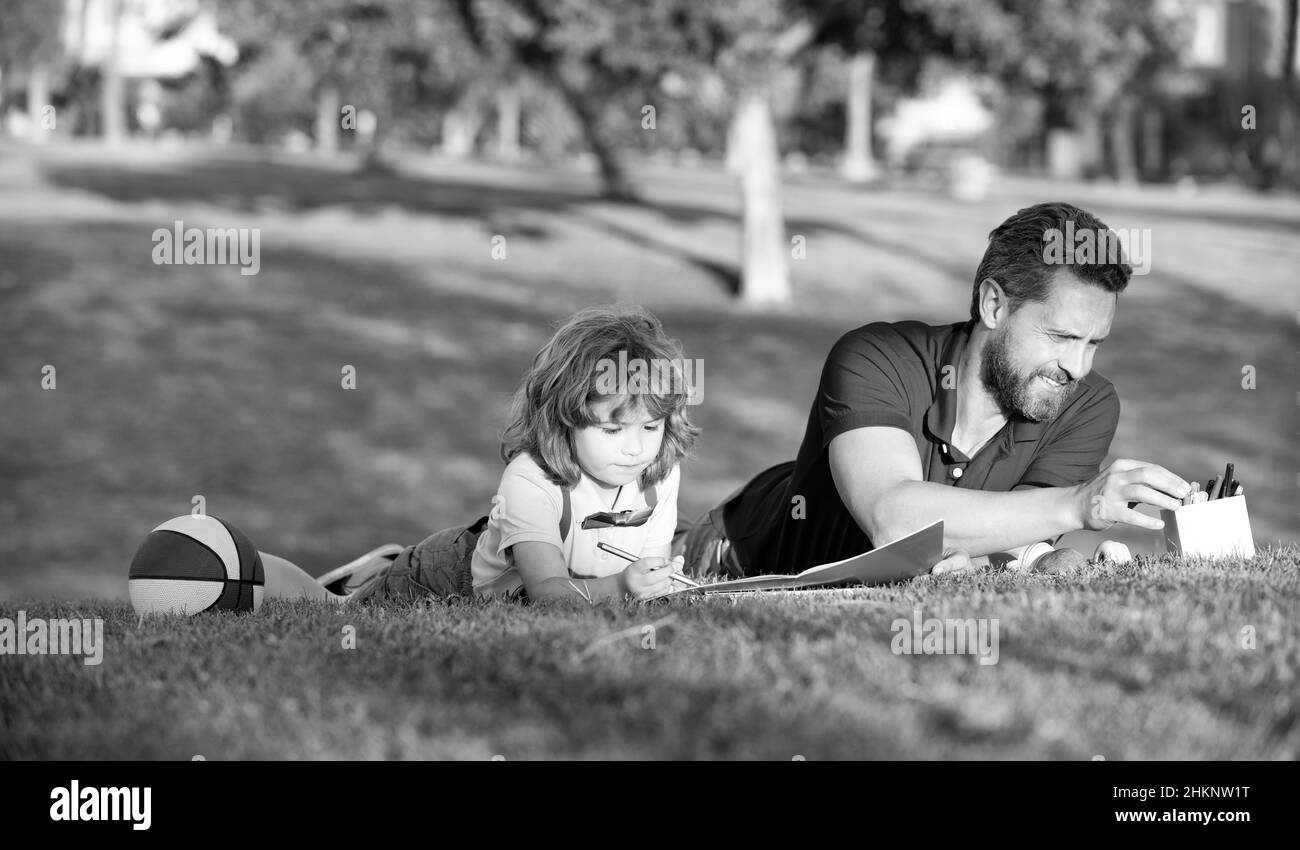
xmin=679 ymin=202 xmax=1191 ymax=577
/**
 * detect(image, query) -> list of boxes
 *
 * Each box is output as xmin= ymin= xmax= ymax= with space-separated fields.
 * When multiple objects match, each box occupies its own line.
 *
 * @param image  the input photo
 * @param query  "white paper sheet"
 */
xmin=670 ymin=520 xmax=944 ymax=595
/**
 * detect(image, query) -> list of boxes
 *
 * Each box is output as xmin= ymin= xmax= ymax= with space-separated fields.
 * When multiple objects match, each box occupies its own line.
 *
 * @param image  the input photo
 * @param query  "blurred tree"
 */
xmin=0 ymin=0 xmax=67 ymax=140
xmin=452 ymin=0 xmax=804 ymax=303
xmin=1275 ymin=0 xmax=1298 ymax=188
xmin=214 ymin=0 xmax=338 ymax=148
xmin=101 ymin=0 xmax=127 ymax=144
xmin=450 ymin=0 xmax=643 ymax=196
xmin=495 ymin=72 xmax=520 ymax=159
xmin=224 ymin=37 xmax=316 ymax=144
xmin=921 ymin=0 xmax=1193 ymax=183
xmin=160 ymin=53 xmax=232 ymax=138
xmin=799 ymin=0 xmax=955 ymax=182
xmin=1286 ymin=0 xmax=1298 ymax=81
xmin=214 ymin=0 xmax=453 ymax=161
xmin=706 ymin=3 xmax=812 ymax=305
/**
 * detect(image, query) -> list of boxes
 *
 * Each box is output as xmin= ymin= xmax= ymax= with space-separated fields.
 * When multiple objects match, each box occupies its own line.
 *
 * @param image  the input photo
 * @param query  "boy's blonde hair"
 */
xmin=501 ymin=307 xmax=701 ymax=489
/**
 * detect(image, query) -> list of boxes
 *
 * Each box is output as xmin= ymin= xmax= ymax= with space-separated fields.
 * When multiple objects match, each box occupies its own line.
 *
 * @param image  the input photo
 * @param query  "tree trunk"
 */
xmin=516 ymin=61 xmax=634 ymax=196
xmin=76 ymin=0 xmax=90 ymax=58
xmin=441 ymin=101 xmax=483 ymax=158
xmin=549 ymin=75 xmax=635 ymax=199
xmin=357 ymin=111 xmax=388 ymax=173
xmin=101 ymin=0 xmax=126 ymax=144
xmin=725 ymin=112 xmax=741 ymax=174
xmin=842 ymin=51 xmax=878 ymax=182
xmin=1280 ymin=0 xmax=1298 ymax=187
xmin=1284 ymin=0 xmax=1297 ymax=80
xmin=733 ymin=91 xmax=790 ymax=305
xmin=1139 ymin=107 xmax=1163 ymax=178
xmin=316 ymin=83 xmax=340 ymax=153
xmin=28 ymin=63 xmax=50 ymax=140
xmin=497 ymin=82 xmax=521 ymax=160
xmin=1107 ymin=98 xmax=1139 ymax=186
xmin=1078 ymin=108 xmax=1103 ymax=176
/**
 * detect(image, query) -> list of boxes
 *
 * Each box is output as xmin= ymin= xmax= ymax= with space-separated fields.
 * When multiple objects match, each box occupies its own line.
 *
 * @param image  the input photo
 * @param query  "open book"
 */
xmin=670 ymin=520 xmax=943 ymax=595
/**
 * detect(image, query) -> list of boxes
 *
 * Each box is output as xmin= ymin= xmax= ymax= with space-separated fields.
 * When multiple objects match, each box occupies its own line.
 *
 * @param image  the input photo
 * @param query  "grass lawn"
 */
xmin=3 ymin=548 xmax=1298 ymax=759
xmin=1 ymin=140 xmax=1297 ymax=758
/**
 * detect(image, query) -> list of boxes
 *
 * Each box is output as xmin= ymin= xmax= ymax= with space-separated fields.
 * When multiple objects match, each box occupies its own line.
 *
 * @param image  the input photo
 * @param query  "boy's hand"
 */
xmin=624 ymin=555 xmax=683 ymax=600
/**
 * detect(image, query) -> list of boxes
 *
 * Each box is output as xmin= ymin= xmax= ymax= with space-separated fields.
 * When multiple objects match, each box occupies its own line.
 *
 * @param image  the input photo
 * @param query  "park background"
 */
xmin=2 ymin=0 xmax=1300 ymax=762
xmin=1 ymin=0 xmax=1297 ymax=595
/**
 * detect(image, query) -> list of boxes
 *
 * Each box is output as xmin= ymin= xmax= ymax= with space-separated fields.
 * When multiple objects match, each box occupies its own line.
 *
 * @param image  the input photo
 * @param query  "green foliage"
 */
xmin=227 ymin=41 xmax=317 ymax=144
xmin=155 ymin=56 xmax=231 ymax=137
xmin=0 ymin=0 xmax=65 ymax=75
xmin=213 ymin=0 xmax=472 ymax=145
xmin=918 ymin=0 xmax=1196 ymax=125
xmin=800 ymin=0 xmax=951 ymax=91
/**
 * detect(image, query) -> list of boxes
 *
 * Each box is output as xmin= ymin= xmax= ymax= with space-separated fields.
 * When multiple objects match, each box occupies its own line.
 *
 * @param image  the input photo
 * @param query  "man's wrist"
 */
xmin=1058 ymin=483 xmax=1086 ymax=531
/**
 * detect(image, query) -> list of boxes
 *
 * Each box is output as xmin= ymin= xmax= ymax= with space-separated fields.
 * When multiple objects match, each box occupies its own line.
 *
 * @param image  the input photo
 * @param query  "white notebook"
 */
xmin=670 ymin=520 xmax=944 ymax=595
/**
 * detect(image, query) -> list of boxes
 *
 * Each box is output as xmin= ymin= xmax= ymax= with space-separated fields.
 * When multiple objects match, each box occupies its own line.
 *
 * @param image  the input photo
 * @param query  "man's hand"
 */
xmin=1075 ymin=459 xmax=1190 ymax=531
xmin=623 ymin=555 xmax=683 ymax=600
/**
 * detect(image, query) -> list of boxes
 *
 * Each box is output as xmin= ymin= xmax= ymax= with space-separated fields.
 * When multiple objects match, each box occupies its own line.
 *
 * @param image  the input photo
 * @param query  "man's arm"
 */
xmin=829 ymin=427 xmax=1190 ymax=557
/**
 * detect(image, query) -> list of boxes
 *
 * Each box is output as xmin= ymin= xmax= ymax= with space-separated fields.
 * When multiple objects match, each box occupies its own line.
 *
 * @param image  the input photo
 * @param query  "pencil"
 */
xmin=597 ymin=541 xmax=700 ymax=587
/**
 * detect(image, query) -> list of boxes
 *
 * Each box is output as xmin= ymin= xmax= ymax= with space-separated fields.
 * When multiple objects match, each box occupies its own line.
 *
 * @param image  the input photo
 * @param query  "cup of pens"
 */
xmin=1159 ymin=463 xmax=1255 ymax=559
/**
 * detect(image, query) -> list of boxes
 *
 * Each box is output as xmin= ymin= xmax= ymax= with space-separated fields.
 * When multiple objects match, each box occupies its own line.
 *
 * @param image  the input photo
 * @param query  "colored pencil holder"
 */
xmin=1159 ymin=494 xmax=1255 ymax=559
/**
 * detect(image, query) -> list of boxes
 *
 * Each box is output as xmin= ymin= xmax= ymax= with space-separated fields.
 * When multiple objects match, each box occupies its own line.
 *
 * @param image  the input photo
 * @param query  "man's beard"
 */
xmin=980 ymin=327 xmax=1080 ymax=422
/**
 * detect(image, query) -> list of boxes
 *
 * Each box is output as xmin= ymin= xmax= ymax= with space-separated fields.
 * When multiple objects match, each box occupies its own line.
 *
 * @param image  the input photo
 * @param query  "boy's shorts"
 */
xmin=350 ymin=515 xmax=489 ymax=604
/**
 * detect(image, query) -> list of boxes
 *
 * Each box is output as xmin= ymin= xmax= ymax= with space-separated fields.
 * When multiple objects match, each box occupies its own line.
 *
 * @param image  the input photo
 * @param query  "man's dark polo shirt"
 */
xmin=724 ymin=319 xmax=1120 ymax=576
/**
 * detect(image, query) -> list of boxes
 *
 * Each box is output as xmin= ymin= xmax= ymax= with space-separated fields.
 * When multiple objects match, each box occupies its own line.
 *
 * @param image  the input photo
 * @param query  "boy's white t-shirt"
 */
xmin=471 ymin=453 xmax=680 ymax=598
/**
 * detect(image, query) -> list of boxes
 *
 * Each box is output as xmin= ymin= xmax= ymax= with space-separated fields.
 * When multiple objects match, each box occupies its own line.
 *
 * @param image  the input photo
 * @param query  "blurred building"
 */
xmin=62 ymin=0 xmax=236 ymax=78
xmin=4 ymin=0 xmax=236 ymax=141
xmin=1168 ymin=0 xmax=1297 ymax=184
xmin=875 ymin=77 xmax=997 ymax=199
xmin=1186 ymin=0 xmax=1299 ymax=78
xmin=1048 ymin=0 xmax=1299 ymax=182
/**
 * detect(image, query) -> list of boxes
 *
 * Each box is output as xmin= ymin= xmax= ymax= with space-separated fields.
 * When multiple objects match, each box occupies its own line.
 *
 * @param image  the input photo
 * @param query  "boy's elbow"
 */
xmin=531 ymin=576 xmax=577 ymax=602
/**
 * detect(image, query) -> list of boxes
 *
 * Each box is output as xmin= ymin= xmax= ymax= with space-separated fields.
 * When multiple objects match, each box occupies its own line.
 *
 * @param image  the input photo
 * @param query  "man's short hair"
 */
xmin=969 ymin=202 xmax=1132 ymax=321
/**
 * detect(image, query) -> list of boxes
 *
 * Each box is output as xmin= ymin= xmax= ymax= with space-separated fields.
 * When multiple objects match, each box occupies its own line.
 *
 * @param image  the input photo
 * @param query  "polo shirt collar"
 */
xmin=1011 ymin=411 xmax=1049 ymax=442
xmin=923 ymin=322 xmax=967 ymax=448
xmin=923 ymin=320 xmax=1052 ymax=449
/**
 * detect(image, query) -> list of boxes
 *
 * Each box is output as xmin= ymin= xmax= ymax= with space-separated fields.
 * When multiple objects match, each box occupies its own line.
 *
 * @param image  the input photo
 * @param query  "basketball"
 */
xmin=128 ymin=515 xmax=265 ymax=616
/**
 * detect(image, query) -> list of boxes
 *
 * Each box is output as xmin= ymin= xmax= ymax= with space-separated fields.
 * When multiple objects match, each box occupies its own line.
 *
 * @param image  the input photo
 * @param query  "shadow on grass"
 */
xmin=43 ymin=155 xmax=757 ymax=294
xmin=40 ymin=153 xmax=975 ymax=300
xmin=0 ymin=207 xmax=861 ymax=597
xmin=6 ymin=154 xmax=1297 ymax=600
